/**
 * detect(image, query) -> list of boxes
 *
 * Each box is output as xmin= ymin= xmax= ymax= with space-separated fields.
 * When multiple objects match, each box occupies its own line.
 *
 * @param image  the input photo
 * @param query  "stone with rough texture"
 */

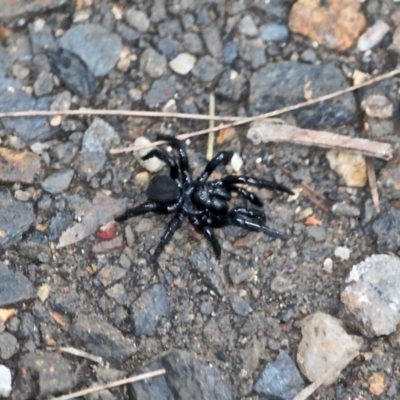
xmin=297 ymin=312 xmax=363 ymax=385
xmin=326 ymin=150 xmax=367 ymax=187
xmin=0 ymin=190 xmax=35 ymax=249
xmin=0 ymin=148 xmax=41 ymax=184
xmin=341 ymin=254 xmax=400 ymax=337
xmin=249 ymin=62 xmax=356 ymax=128
xmin=0 ymin=78 xmax=54 ymax=142
xmin=0 ymin=264 xmax=35 ymax=307
xmin=254 ymin=351 xmax=305 ymax=399
xmin=82 ymin=118 xmax=120 ymax=154
xmin=169 ymin=53 xmax=196 ymax=75
xmin=131 ymin=284 xmax=170 ymax=336
xmin=71 ymin=315 xmax=136 ymax=364
xmin=41 ymin=169 xmax=74 ymax=194
xmin=289 ymin=0 xmax=366 ymax=51
xmin=0 ymin=0 xmax=68 ymax=21
xmin=59 ymin=24 xmax=122 ymax=77
xmin=192 ymin=55 xmax=223 ymax=83
xmin=130 ymin=350 xmax=233 ymax=399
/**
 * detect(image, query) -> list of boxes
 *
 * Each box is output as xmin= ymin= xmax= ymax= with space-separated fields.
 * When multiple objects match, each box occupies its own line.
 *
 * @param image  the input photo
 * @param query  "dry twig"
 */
xmin=247 ymin=121 xmax=392 ymax=161
xmin=367 ymin=157 xmax=380 ymax=212
xmin=206 ymin=92 xmax=216 ymax=160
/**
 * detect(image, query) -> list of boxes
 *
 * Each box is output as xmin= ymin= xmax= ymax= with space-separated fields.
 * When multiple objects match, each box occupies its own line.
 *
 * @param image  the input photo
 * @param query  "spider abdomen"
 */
xmin=147 ymin=175 xmax=180 ymax=203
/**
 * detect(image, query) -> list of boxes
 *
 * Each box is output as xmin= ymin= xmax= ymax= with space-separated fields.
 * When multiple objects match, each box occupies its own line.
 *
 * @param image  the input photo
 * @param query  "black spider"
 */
xmin=116 ymin=135 xmax=293 ymax=260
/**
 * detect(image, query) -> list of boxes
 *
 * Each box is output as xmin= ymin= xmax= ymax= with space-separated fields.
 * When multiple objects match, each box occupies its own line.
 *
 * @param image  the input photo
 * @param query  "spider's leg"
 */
xmin=152 ymin=212 xmax=185 ymax=260
xmin=228 ymin=214 xmax=287 ymax=240
xmin=230 ymin=206 xmax=266 ymax=224
xmin=156 ymin=134 xmax=191 ymax=182
xmin=221 ymin=176 xmax=294 ymax=195
xmin=198 ymin=151 xmax=233 ymax=183
xmin=142 ymin=149 xmax=179 ymax=179
xmin=202 ymin=226 xmax=221 ymax=259
xmin=227 ymin=185 xmax=263 ymax=207
xmin=189 ymin=216 xmax=221 ymax=259
xmin=115 ymin=201 xmax=163 ymax=222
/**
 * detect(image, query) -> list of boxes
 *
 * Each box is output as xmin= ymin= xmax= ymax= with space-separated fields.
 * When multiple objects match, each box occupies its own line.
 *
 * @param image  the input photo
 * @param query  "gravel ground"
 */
xmin=0 ymin=0 xmax=400 ymax=399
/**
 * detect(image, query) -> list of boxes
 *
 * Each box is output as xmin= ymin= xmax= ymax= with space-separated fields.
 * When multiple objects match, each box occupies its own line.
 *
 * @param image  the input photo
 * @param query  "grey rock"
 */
xmin=250 ymin=62 xmax=356 ymax=128
xmin=17 ymin=230 xmax=51 ymax=263
xmin=131 ymin=284 xmax=170 ymax=336
xmin=0 ymin=0 xmax=68 ymax=21
xmin=223 ymin=41 xmax=238 ymax=65
xmin=59 ymin=24 xmax=122 ymax=77
xmin=341 ymin=254 xmax=400 ymax=337
xmin=0 ymin=263 xmax=35 ymax=307
xmin=332 ymin=202 xmax=360 ymax=217
xmin=47 ymin=48 xmax=96 ymax=97
xmin=238 ymin=15 xmax=259 ymax=37
xmin=300 ymin=48 xmax=317 ymax=63
xmin=0 ymin=190 xmax=35 ymax=249
xmin=202 ymin=24 xmax=223 ymax=58
xmin=158 ymin=19 xmax=182 ymax=37
xmin=0 ymin=332 xmax=19 ymax=359
xmin=151 ymin=0 xmax=167 ymax=23
xmin=230 ymin=295 xmax=252 ymax=316
xmin=140 ymin=47 xmax=167 ymax=78
xmin=125 ymin=8 xmax=150 ymax=33
xmin=0 ymin=46 xmax=11 ymax=77
xmin=216 ymin=69 xmax=246 ymax=101
xmin=13 ymin=352 xmax=76 ymax=399
xmin=71 ymin=315 xmax=136 ymax=364
xmin=297 ymin=312 xmax=363 ymax=385
xmin=190 ymin=252 xmax=225 ymax=296
xmin=372 ymin=203 xmax=400 ymax=251
xmin=33 ymin=71 xmax=53 ymax=96
xmin=254 ymin=351 xmax=305 ymax=400
xmin=143 ymin=77 xmax=176 ymax=108
xmin=239 ymin=38 xmax=266 ymax=69
xmin=50 ymin=90 xmax=71 ymax=111
xmin=41 ymin=169 xmax=74 ymax=194
xmin=192 ymin=55 xmax=223 ymax=82
xmin=183 ymin=32 xmax=204 ymax=55
xmin=157 ymin=38 xmax=181 ymax=59
xmin=229 ymin=261 xmax=254 ymax=285
xmin=0 ymin=365 xmax=11 ymax=398
xmin=82 ymin=118 xmax=120 ymax=154
xmin=116 ymin=23 xmax=140 ymax=43
xmin=74 ymin=151 xmax=106 ymax=181
xmin=260 ymin=22 xmax=289 ymax=42
xmin=307 ymin=226 xmax=327 ymax=242
xmin=0 ymin=78 xmax=54 ymax=142
xmin=130 ymin=350 xmax=233 ymax=400
xmin=271 ymin=274 xmax=292 ymax=293
xmin=200 ymin=301 xmax=213 ymax=315
xmin=28 ymin=22 xmax=57 ymax=54
xmin=47 ymin=211 xmax=73 ymax=241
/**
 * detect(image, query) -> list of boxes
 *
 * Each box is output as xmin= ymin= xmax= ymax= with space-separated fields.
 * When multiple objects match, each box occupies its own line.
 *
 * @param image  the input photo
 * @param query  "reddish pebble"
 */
xmin=95 ymin=221 xmax=118 ymax=240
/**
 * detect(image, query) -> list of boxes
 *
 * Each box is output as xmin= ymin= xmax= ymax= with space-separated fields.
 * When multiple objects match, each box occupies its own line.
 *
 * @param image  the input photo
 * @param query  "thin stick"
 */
xmin=0 ymin=108 xmax=241 ymax=121
xmin=247 ymin=121 xmax=393 ymax=160
xmin=51 ymin=369 xmax=166 ymax=400
xmin=275 ymin=162 xmax=333 ymax=214
xmin=206 ymin=92 xmax=216 ymax=160
xmin=367 ymin=157 xmax=380 ymax=212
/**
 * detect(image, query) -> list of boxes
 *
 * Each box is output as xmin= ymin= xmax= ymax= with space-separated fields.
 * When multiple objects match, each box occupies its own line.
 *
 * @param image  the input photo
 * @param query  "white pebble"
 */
xmin=357 ymin=20 xmax=390 ymax=52
xmin=169 ymin=53 xmax=196 ymax=75
xmin=334 ymin=246 xmax=351 ymax=260
xmin=323 ymin=257 xmax=333 ymax=274
xmin=134 ymin=136 xmax=165 ymax=173
xmin=231 ymin=152 xmax=243 ymax=172
xmin=0 ymin=365 xmax=12 ymax=398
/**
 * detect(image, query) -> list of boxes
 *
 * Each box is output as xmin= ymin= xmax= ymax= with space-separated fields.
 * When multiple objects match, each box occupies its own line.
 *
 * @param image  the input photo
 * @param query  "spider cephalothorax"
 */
xmin=116 ymin=135 xmax=293 ymax=260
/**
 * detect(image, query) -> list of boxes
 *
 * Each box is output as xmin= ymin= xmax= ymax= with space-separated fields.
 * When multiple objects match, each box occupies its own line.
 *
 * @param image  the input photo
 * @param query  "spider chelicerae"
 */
xmin=116 ymin=135 xmax=293 ymax=260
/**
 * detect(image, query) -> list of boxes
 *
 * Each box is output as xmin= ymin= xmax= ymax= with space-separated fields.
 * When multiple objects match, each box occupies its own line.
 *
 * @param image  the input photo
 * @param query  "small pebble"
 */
xmin=334 ymin=246 xmax=351 ymax=260
xmin=260 ymin=23 xmax=289 ymax=42
xmin=169 ymin=53 xmax=196 ymax=75
xmin=361 ymin=94 xmax=393 ymax=119
xmin=0 ymin=365 xmax=12 ymax=397
xmin=230 ymin=152 xmax=243 ymax=172
xmin=238 ymin=15 xmax=259 ymax=37
xmin=368 ymin=372 xmax=385 ymax=396
xmin=125 ymin=8 xmax=150 ymax=33
xmin=357 ymin=20 xmax=390 ymax=52
xmin=323 ymin=258 xmax=333 ymax=274
xmin=134 ymin=136 xmax=165 ymax=173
